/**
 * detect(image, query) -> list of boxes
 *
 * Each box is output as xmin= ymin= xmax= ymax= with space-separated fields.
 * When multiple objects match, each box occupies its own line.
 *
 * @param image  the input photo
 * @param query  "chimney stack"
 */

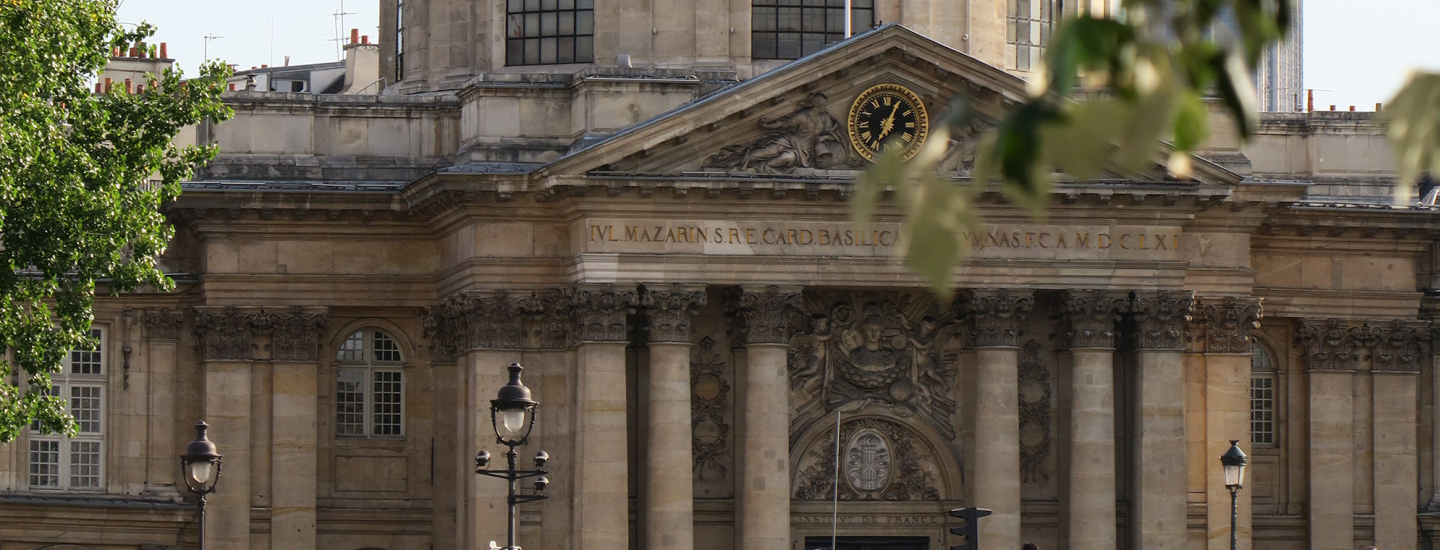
xmin=160 ymin=42 xmax=168 ymax=59
xmin=350 ymin=28 xmax=359 ymax=44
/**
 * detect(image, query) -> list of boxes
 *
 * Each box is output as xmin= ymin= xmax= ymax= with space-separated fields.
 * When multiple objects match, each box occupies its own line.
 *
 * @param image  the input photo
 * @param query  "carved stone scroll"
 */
xmin=1366 ymin=320 xmax=1427 ymax=373
xmin=702 ymin=93 xmax=851 ymax=174
xmin=1197 ymin=297 xmax=1262 ymax=354
xmin=193 ymin=307 xmax=265 ymax=361
xmin=735 ymin=286 xmax=802 ymax=345
xmin=691 ymin=336 xmax=731 ymax=480
xmin=960 ymin=289 xmax=1034 ymax=348
xmin=269 ymin=307 xmax=329 ymax=361
xmin=143 ymin=308 xmax=185 ymax=340
xmin=568 ymin=284 xmax=638 ymax=343
xmin=1126 ymin=291 xmax=1195 ymax=351
xmin=1055 ymin=290 xmax=1127 ymax=350
xmin=643 ymin=285 xmax=707 ymax=343
xmin=1018 ymin=339 xmax=1052 ymax=483
xmin=1297 ymin=319 xmax=1362 ymax=371
xmin=792 ymin=418 xmax=942 ymax=501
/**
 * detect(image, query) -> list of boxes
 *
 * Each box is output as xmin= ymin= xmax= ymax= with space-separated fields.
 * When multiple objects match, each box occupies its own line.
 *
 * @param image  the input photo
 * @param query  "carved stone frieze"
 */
xmin=1365 ymin=320 xmax=1427 ymax=373
xmin=568 ymin=284 xmax=638 ymax=343
xmin=1196 ymin=297 xmax=1262 ymax=354
xmin=268 ymin=307 xmax=329 ymax=361
xmin=1125 ymin=290 xmax=1195 ymax=351
xmin=1055 ymin=290 xmax=1127 ymax=350
xmin=1297 ymin=319 xmax=1362 ymax=371
xmin=702 ymin=93 xmax=852 ymax=174
xmin=788 ymin=292 xmax=960 ymax=446
xmin=643 ymin=285 xmax=707 ymax=343
xmin=1018 ymin=340 xmax=1052 ymax=483
xmin=691 ymin=336 xmax=731 ymax=480
xmin=793 ymin=418 xmax=942 ymax=501
xmin=193 ymin=307 xmax=266 ymax=361
xmin=736 ymin=286 xmax=802 ymax=345
xmin=959 ymin=289 xmax=1034 ymax=348
xmin=143 ymin=308 xmax=185 ymax=340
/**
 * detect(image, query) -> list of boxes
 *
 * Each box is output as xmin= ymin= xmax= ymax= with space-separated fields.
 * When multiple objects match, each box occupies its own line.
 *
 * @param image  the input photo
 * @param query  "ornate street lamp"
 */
xmin=1220 ymin=440 xmax=1249 ymax=550
xmin=180 ymin=421 xmax=223 ymax=550
xmin=476 ymin=363 xmax=550 ymax=550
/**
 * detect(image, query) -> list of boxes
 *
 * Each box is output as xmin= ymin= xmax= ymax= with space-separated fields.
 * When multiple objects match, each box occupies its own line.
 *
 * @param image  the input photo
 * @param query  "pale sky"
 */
xmin=117 ymin=0 xmax=1440 ymax=110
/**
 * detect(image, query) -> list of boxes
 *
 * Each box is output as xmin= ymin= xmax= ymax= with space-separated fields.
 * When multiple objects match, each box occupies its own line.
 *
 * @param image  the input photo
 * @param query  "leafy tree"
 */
xmin=0 ymin=0 xmax=232 ymax=441
xmin=855 ymin=0 xmax=1440 ymax=296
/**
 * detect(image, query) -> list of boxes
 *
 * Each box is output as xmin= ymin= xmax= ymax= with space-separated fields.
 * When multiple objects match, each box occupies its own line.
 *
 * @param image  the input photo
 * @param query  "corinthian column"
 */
xmin=569 ymin=285 xmax=638 ymax=550
xmin=1297 ymin=318 xmax=1358 ymax=550
xmin=1125 ymin=291 xmax=1193 ymax=550
xmin=734 ymin=286 xmax=802 ymax=550
xmin=1056 ymin=291 xmax=1126 ymax=550
xmin=642 ymin=285 xmax=706 ymax=550
xmin=960 ymin=289 xmax=1033 ymax=550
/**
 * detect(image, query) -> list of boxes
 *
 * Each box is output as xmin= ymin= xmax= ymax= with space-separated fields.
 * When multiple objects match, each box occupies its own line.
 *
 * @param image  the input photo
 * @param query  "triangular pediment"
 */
xmin=534 ymin=24 xmax=1239 ymax=187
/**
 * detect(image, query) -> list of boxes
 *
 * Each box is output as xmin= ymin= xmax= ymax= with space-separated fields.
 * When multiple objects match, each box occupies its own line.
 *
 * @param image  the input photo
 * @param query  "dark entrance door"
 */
xmin=804 ymin=536 xmax=930 ymax=550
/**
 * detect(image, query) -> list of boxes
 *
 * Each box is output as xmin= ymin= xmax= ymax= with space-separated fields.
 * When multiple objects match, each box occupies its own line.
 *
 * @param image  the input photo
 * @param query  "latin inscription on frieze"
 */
xmin=579 ymin=219 xmax=1182 ymax=260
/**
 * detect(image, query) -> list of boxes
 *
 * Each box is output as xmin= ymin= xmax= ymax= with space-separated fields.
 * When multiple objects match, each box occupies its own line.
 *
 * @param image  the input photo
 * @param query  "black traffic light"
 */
xmin=948 ymin=507 xmax=993 ymax=550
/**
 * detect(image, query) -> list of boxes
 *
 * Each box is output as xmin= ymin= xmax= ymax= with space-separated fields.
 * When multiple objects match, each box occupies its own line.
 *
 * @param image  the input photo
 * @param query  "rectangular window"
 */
xmin=1008 ymin=0 xmax=1058 ymax=71
xmin=29 ymin=327 xmax=106 ymax=491
xmin=505 ymin=0 xmax=593 ymax=66
xmin=1250 ymin=374 xmax=1275 ymax=445
xmin=752 ymin=0 xmax=874 ymax=60
xmin=396 ymin=0 xmax=405 ymax=81
xmin=336 ymin=368 xmax=404 ymax=438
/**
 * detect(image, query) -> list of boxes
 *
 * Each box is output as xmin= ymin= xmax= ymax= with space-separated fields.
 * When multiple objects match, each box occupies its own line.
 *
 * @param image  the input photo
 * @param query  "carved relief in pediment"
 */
xmin=702 ymin=93 xmax=857 ymax=174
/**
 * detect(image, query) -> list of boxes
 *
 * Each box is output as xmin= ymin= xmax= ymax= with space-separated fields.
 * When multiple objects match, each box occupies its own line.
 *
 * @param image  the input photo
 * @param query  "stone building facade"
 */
xmin=0 ymin=4 xmax=1434 ymax=550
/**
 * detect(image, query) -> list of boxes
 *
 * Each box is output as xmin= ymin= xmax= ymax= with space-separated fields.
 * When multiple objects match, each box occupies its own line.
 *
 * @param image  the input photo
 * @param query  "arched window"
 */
xmin=335 ymin=329 xmax=405 ymax=438
xmin=1250 ymin=341 xmax=1277 ymax=446
xmin=751 ymin=0 xmax=875 ymax=60
xmin=29 ymin=327 xmax=106 ymax=491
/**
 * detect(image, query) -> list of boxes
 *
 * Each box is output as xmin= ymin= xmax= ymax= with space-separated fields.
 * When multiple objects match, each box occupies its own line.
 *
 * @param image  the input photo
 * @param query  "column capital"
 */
xmin=1364 ymin=319 xmax=1428 ymax=373
xmin=143 ymin=308 xmax=186 ymax=340
xmin=420 ymin=290 xmax=533 ymax=361
xmin=1297 ymin=318 xmax=1363 ymax=372
xmin=642 ymin=284 xmax=707 ymax=344
xmin=1055 ymin=290 xmax=1126 ymax=350
xmin=1125 ymin=290 xmax=1195 ymax=351
xmin=568 ymin=284 xmax=639 ymax=343
xmin=193 ymin=306 xmax=270 ymax=361
xmin=959 ymin=289 xmax=1034 ymax=348
xmin=264 ymin=307 xmax=330 ymax=361
xmin=731 ymin=285 xmax=802 ymax=345
xmin=1195 ymin=296 xmax=1262 ymax=354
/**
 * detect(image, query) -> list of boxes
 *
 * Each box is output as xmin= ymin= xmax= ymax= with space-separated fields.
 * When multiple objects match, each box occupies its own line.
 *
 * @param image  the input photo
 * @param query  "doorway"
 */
xmin=804 ymin=536 xmax=931 ymax=550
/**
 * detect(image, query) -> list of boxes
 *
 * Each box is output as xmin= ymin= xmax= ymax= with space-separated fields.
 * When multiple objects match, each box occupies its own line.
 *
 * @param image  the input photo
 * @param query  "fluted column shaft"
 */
xmin=962 ymin=290 xmax=1033 ymax=550
xmin=1057 ymin=291 xmax=1125 ymax=550
xmin=643 ymin=286 xmax=706 ymax=550
xmin=735 ymin=286 xmax=801 ymax=550
xmin=1126 ymin=291 xmax=1194 ymax=550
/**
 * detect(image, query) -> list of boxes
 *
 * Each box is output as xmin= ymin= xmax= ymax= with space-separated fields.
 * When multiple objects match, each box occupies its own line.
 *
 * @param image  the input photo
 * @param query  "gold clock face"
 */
xmin=847 ymin=83 xmax=930 ymax=162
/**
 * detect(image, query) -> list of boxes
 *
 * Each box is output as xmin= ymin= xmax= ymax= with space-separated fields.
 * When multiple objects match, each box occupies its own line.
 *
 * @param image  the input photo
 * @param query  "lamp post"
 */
xmin=1220 ymin=440 xmax=1249 ymax=550
xmin=476 ymin=363 xmax=550 ymax=550
xmin=180 ymin=421 xmax=223 ymax=550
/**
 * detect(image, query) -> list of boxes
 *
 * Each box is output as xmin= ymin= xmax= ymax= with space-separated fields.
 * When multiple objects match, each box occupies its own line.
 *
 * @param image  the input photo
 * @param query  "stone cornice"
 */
xmin=1125 ymin=290 xmax=1195 ymax=351
xmin=1055 ymin=290 xmax=1127 ymax=350
xmin=959 ymin=289 xmax=1034 ymax=349
xmin=1196 ymin=297 xmax=1262 ymax=354
xmin=642 ymin=285 xmax=707 ymax=344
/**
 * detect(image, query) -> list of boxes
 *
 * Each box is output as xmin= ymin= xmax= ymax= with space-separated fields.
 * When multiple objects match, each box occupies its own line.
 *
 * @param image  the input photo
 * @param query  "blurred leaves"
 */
xmin=857 ymin=0 xmax=1299 ymax=296
xmin=0 ymin=0 xmax=232 ymax=440
xmin=1384 ymin=71 xmax=1440 ymax=202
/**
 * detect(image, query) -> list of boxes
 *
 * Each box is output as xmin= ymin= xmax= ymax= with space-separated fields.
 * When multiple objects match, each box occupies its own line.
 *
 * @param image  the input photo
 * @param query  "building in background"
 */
xmin=1255 ymin=0 xmax=1304 ymax=112
xmin=2 ymin=3 xmax=1432 ymax=550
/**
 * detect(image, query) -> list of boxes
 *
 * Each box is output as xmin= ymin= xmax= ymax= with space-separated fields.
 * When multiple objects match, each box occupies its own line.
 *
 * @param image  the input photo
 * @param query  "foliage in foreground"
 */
xmin=855 ymin=0 xmax=1440 ymax=297
xmin=0 ymin=0 xmax=232 ymax=441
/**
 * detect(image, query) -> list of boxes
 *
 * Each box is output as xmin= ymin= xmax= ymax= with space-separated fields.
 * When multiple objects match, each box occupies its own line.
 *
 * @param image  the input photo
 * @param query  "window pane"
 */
xmin=803 ymin=7 xmax=825 ymax=31
xmin=336 ymin=370 xmax=366 ymax=436
xmin=558 ymin=37 xmax=576 ymax=63
xmin=576 ymin=36 xmax=594 ymax=62
xmin=1250 ymin=375 xmax=1275 ymax=445
xmin=802 ymin=32 xmax=825 ymax=56
xmin=71 ymin=386 xmax=102 ymax=434
xmin=777 ymin=32 xmax=801 ymax=58
xmin=525 ymin=13 xmax=540 ymax=36
xmin=525 ymin=0 xmax=540 ymax=10
xmin=30 ymin=386 xmax=59 ymax=433
xmin=578 ymin=11 xmax=594 ymax=34
xmin=70 ymin=329 xmax=103 ymax=375
xmin=541 ymin=37 xmax=558 ymax=64
xmin=559 ymin=11 xmax=575 ymax=34
xmin=373 ymin=331 xmax=402 ymax=363
xmin=29 ymin=440 xmax=60 ymax=488
xmin=338 ymin=331 xmax=365 ymax=362
xmin=541 ymin=0 xmax=557 ymax=9
xmin=754 ymin=35 xmax=777 ymax=59
xmin=777 ymin=7 xmax=801 ymax=31
xmin=70 ymin=441 xmax=101 ymax=488
xmin=754 ymin=7 xmax=776 ymax=32
xmin=372 ymin=371 xmax=404 ymax=436
xmin=508 ymin=39 xmax=525 ymax=65
xmin=542 ymin=12 xmax=558 ymax=35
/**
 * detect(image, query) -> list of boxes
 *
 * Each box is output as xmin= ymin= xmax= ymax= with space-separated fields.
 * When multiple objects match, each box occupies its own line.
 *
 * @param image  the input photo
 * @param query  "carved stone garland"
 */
xmin=690 ymin=336 xmax=731 ymax=480
xmin=1197 ymin=297 xmax=1262 ymax=354
xmin=1365 ymin=320 xmax=1427 ymax=373
xmin=143 ymin=308 xmax=185 ymax=340
xmin=960 ymin=289 xmax=1034 ymax=348
xmin=1126 ymin=291 xmax=1195 ymax=351
xmin=1297 ymin=319 xmax=1362 ymax=371
xmin=643 ymin=285 xmax=707 ymax=343
xmin=1018 ymin=339 xmax=1052 ymax=483
xmin=1055 ymin=290 xmax=1126 ymax=350
xmin=793 ymin=418 xmax=943 ymax=501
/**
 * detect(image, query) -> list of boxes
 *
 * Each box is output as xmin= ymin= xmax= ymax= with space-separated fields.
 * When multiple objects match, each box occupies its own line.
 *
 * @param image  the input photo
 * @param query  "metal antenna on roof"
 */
xmin=203 ymin=33 xmax=224 ymax=62
xmin=330 ymin=0 xmax=358 ymax=61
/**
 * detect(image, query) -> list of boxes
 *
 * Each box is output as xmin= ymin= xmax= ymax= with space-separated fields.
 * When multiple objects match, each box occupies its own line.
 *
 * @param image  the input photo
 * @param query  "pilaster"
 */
xmin=265 ymin=307 xmax=328 ymax=550
xmin=193 ymin=306 xmax=269 ymax=550
xmin=1298 ymin=318 xmax=1359 ymax=550
xmin=142 ymin=308 xmax=185 ymax=496
xmin=1195 ymin=297 xmax=1260 ymax=550
xmin=1365 ymin=320 xmax=1425 ymax=550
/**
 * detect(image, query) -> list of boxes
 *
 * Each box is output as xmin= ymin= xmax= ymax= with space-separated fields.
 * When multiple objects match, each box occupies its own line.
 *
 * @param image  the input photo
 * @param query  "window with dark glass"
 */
xmin=396 ymin=0 xmax=405 ymax=81
xmin=752 ymin=0 xmax=874 ymax=61
xmin=1007 ymin=0 xmax=1060 ymax=71
xmin=1250 ymin=342 xmax=1277 ymax=446
xmin=506 ymin=0 xmax=595 ymax=66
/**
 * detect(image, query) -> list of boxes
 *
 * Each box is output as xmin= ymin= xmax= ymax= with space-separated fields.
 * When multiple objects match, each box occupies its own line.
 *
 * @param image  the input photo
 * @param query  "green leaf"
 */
xmin=1384 ymin=71 xmax=1440 ymax=201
